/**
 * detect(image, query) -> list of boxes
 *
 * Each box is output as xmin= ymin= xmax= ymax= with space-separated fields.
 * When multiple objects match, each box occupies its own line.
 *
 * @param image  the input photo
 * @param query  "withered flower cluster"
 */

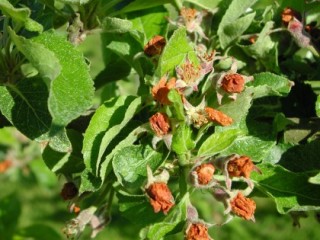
xmin=141 ymin=7 xmax=259 ymax=240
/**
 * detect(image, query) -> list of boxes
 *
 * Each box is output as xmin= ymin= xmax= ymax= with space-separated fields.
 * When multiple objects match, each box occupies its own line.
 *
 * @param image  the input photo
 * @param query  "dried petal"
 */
xmin=144 ymin=35 xmax=166 ymax=57
xmin=195 ymin=163 xmax=215 ymax=185
xmin=221 ymin=73 xmax=245 ymax=93
xmin=60 ymin=182 xmax=78 ymax=201
xmin=152 ymin=77 xmax=176 ymax=105
xmin=186 ymin=223 xmax=210 ymax=240
xmin=147 ymin=182 xmax=174 ymax=214
xmin=230 ymin=192 xmax=256 ymax=221
xmin=149 ymin=112 xmax=171 ymax=136
xmin=205 ymin=107 xmax=233 ymax=126
xmin=227 ymin=156 xmax=255 ymax=179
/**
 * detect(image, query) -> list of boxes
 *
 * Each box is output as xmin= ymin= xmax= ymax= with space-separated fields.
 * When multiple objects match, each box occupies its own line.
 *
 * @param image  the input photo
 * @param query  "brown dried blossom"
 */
xmin=185 ymin=223 xmax=210 ymax=240
xmin=227 ymin=156 xmax=256 ymax=179
xmin=205 ymin=107 xmax=233 ymax=126
xmin=147 ymin=182 xmax=175 ymax=214
xmin=60 ymin=182 xmax=78 ymax=201
xmin=195 ymin=163 xmax=215 ymax=185
xmin=230 ymin=192 xmax=256 ymax=221
xmin=149 ymin=112 xmax=171 ymax=136
xmin=144 ymin=35 xmax=166 ymax=57
xmin=221 ymin=73 xmax=245 ymax=93
xmin=152 ymin=76 xmax=176 ymax=105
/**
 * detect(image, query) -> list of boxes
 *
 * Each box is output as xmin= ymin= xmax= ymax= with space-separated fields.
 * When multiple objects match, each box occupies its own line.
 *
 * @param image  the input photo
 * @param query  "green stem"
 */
xmin=179 ymin=166 xmax=190 ymax=199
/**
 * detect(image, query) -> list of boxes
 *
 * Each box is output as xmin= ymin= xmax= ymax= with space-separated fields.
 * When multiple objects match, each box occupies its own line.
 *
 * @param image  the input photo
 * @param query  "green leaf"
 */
xmin=82 ymin=96 xmax=140 ymax=174
xmin=220 ymin=136 xmax=275 ymax=162
xmin=16 ymin=224 xmax=62 ymax=240
xmin=184 ymin=0 xmax=222 ymax=11
xmin=249 ymin=72 xmax=293 ymax=99
xmin=33 ymin=31 xmax=94 ymax=127
xmin=239 ymin=21 xmax=279 ymax=71
xmin=117 ymin=191 xmax=164 ymax=227
xmin=172 ymin=124 xmax=195 ymax=155
xmin=8 ymin=28 xmax=61 ymax=82
xmin=168 ymin=89 xmax=185 ymax=121
xmin=316 ymin=95 xmax=320 ymax=117
xmin=218 ymin=0 xmax=257 ymax=49
xmin=252 ymin=164 xmax=320 ymax=213
xmin=0 ymin=193 xmax=21 ymax=239
xmin=102 ymin=17 xmax=133 ymax=33
xmin=42 ymin=129 xmax=84 ymax=174
xmin=143 ymin=193 xmax=190 ymax=240
xmin=100 ymin=126 xmax=147 ymax=184
xmin=157 ymin=28 xmax=199 ymax=76
xmin=128 ymin=7 xmax=168 ymax=43
xmin=198 ymin=129 xmax=242 ymax=157
xmin=0 ymin=77 xmax=51 ymax=139
xmin=113 ymin=145 xmax=164 ymax=189
xmin=114 ymin=0 xmax=171 ymax=14
xmin=0 ymin=0 xmax=43 ymax=32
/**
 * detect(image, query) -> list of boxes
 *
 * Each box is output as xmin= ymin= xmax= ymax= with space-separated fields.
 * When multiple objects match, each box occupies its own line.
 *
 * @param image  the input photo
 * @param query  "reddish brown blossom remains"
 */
xmin=227 ymin=156 xmax=255 ymax=179
xmin=144 ymin=35 xmax=166 ymax=57
xmin=205 ymin=107 xmax=233 ymax=126
xmin=149 ymin=112 xmax=171 ymax=136
xmin=230 ymin=192 xmax=256 ymax=220
xmin=0 ymin=160 xmax=12 ymax=173
xmin=60 ymin=182 xmax=78 ymax=201
xmin=221 ymin=73 xmax=245 ymax=93
xmin=147 ymin=182 xmax=174 ymax=214
xmin=195 ymin=163 xmax=215 ymax=185
xmin=186 ymin=223 xmax=210 ymax=240
xmin=152 ymin=76 xmax=176 ymax=105
xmin=281 ymin=7 xmax=301 ymax=26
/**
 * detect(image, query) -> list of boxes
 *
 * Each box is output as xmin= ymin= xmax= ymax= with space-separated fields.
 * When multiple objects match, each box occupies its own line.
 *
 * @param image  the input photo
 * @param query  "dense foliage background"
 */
xmin=1 ymin=0 xmax=320 ymax=239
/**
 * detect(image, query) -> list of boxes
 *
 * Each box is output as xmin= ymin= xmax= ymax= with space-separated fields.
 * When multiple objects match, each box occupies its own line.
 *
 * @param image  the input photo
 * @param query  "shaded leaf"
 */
xmin=0 ymin=77 xmax=51 ymax=139
xmin=168 ymin=89 xmax=185 ymax=121
xmin=0 ymin=0 xmax=43 ymax=32
xmin=16 ymin=224 xmax=62 ymax=240
xmin=252 ymin=164 xmax=320 ymax=213
xmin=114 ymin=0 xmax=171 ymax=14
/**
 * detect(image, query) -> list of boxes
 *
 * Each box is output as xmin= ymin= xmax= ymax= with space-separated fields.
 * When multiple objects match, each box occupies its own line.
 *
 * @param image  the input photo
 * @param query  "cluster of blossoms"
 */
xmin=142 ymin=7 xmax=261 ymax=240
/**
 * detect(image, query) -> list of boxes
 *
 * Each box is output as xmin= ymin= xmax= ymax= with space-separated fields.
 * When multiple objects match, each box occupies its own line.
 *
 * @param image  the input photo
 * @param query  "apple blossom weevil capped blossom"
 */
xmin=214 ymin=59 xmax=253 ymax=104
xmin=185 ymin=222 xmax=211 ymax=240
xmin=144 ymin=35 xmax=166 ymax=57
xmin=149 ymin=112 xmax=171 ymax=136
xmin=0 ymin=159 xmax=12 ymax=173
xmin=194 ymin=163 xmax=215 ymax=185
xmin=145 ymin=166 xmax=174 ymax=214
xmin=281 ymin=7 xmax=301 ymax=26
xmin=230 ymin=192 xmax=256 ymax=221
xmin=152 ymin=76 xmax=177 ymax=105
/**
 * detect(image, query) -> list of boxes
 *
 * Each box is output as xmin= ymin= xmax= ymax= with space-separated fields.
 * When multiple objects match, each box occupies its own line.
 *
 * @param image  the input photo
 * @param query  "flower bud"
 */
xmin=146 ymin=182 xmax=175 ymax=214
xmin=60 ymin=182 xmax=78 ymax=201
xmin=230 ymin=192 xmax=256 ymax=221
xmin=149 ymin=112 xmax=171 ymax=136
xmin=144 ymin=35 xmax=166 ymax=57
